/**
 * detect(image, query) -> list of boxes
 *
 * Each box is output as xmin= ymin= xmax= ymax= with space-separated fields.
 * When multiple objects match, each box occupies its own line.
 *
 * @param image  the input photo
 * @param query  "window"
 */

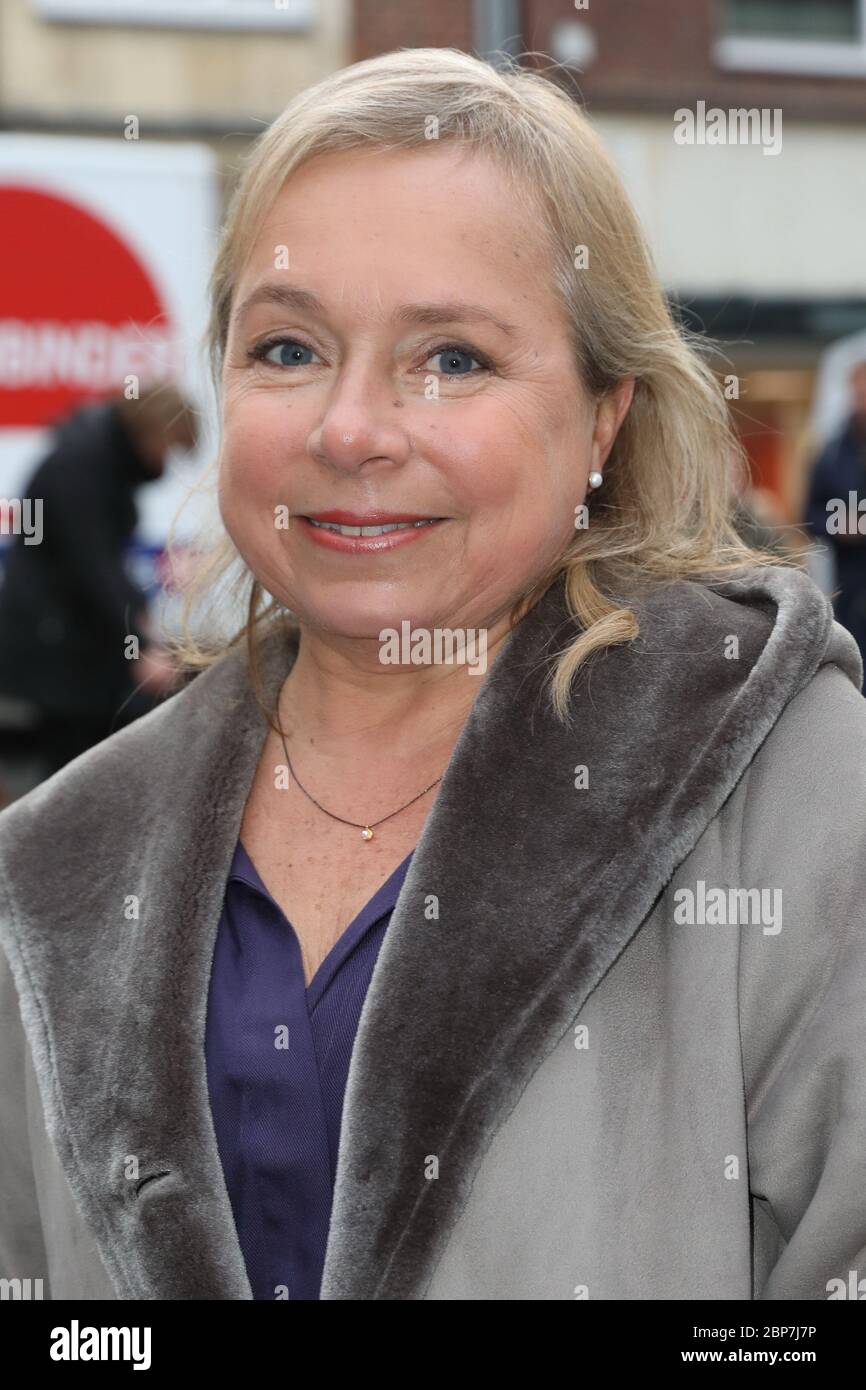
xmin=727 ymin=0 xmax=858 ymax=40
xmin=715 ymin=0 xmax=866 ymax=75
xmin=33 ymin=0 xmax=314 ymax=30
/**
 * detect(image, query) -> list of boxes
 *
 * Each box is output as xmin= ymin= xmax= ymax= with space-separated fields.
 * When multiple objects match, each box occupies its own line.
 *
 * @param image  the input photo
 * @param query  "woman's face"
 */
xmin=218 ymin=144 xmax=630 ymax=640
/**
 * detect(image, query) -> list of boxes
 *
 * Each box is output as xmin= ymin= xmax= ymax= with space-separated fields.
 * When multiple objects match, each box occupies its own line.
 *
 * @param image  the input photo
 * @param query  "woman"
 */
xmin=1 ymin=48 xmax=865 ymax=1303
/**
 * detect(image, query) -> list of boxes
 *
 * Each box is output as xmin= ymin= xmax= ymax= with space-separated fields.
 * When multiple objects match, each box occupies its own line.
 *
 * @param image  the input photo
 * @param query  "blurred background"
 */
xmin=1 ymin=0 xmax=865 ymax=797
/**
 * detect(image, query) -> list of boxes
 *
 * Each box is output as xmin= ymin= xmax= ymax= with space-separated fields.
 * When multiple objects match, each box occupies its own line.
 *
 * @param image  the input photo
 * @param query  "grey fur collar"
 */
xmin=0 ymin=566 xmax=859 ymax=1299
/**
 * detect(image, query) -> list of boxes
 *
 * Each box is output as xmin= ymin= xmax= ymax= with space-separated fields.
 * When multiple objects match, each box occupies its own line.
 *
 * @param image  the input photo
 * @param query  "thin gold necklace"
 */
xmin=277 ymin=722 xmax=444 ymax=842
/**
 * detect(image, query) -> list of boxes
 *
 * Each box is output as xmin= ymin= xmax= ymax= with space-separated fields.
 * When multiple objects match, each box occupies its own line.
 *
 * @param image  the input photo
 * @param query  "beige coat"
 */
xmin=1 ymin=566 xmax=866 ymax=1300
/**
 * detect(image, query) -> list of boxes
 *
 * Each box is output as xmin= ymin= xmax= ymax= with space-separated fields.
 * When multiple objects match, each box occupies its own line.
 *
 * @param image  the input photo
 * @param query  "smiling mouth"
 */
xmin=303 ymin=517 xmax=442 ymax=537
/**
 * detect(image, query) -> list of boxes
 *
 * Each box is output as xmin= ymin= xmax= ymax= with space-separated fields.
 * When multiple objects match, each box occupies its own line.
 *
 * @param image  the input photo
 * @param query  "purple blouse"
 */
xmin=204 ymin=838 xmax=414 ymax=1300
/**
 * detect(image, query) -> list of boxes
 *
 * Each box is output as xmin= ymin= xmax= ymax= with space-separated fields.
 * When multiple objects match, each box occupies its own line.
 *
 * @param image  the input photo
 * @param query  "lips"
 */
xmin=297 ymin=510 xmax=447 ymax=553
xmin=307 ymin=518 xmax=439 ymax=537
xmin=301 ymin=510 xmax=444 ymax=538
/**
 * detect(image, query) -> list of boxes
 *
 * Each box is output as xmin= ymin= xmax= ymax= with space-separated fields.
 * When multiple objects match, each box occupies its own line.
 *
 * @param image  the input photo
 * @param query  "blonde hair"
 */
xmin=166 ymin=46 xmax=785 ymax=725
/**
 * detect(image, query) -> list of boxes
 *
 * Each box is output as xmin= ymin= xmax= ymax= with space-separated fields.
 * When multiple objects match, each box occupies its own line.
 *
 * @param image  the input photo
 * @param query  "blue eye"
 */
xmin=428 ymin=345 xmax=487 ymax=376
xmin=249 ymin=336 xmax=491 ymax=376
xmin=255 ymin=338 xmax=317 ymax=368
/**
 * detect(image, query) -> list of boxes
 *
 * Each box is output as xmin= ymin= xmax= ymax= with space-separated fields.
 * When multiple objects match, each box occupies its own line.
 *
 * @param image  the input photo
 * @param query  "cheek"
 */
xmin=444 ymin=408 xmax=583 ymax=532
xmin=475 ymin=418 xmax=587 ymax=573
xmin=219 ymin=394 xmax=305 ymax=503
xmin=426 ymin=409 xmax=537 ymax=511
xmin=217 ymin=425 xmax=283 ymax=559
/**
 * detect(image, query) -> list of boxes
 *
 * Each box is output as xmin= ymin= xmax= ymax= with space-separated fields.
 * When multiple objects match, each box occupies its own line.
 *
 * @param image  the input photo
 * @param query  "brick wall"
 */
xmin=353 ymin=0 xmax=473 ymax=61
xmin=522 ymin=0 xmax=866 ymax=123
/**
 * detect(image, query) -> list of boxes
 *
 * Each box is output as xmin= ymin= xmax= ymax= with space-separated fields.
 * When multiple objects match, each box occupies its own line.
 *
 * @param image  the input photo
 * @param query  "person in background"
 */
xmin=0 ymin=384 xmax=197 ymax=778
xmin=804 ymin=358 xmax=866 ymax=688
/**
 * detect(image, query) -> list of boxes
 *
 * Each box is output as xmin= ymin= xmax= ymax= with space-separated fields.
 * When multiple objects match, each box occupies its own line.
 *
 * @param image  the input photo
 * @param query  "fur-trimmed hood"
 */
xmin=0 ymin=565 xmax=860 ymax=1299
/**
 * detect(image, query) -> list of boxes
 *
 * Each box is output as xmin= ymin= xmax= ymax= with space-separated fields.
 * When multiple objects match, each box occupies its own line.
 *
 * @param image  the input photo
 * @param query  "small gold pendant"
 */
xmin=361 ymin=826 xmax=374 ymax=841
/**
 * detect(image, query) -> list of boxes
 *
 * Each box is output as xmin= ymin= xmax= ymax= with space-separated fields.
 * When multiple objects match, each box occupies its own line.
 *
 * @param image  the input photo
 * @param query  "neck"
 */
xmin=277 ymin=612 xmax=515 ymax=760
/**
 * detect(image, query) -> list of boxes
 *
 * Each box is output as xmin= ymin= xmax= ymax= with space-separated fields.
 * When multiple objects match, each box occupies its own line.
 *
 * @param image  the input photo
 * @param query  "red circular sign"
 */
xmin=0 ymin=185 xmax=175 ymax=428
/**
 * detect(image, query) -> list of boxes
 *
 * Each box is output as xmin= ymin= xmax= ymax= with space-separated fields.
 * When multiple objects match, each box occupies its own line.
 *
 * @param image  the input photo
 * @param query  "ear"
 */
xmin=590 ymin=377 xmax=635 ymax=475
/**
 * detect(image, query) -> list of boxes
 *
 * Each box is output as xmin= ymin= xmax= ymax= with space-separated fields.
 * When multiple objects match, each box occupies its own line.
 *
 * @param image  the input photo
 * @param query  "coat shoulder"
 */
xmin=742 ymin=656 xmax=866 ymax=838
xmin=732 ymin=653 xmax=866 ymax=913
xmin=728 ymin=658 xmax=866 ymax=1112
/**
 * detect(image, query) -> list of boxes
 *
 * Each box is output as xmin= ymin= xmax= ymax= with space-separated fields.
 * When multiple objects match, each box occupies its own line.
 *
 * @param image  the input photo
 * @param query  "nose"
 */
xmin=307 ymin=362 xmax=413 ymax=476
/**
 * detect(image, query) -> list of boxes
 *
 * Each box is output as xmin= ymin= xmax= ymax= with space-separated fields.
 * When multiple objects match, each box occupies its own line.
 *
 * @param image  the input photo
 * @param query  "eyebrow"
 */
xmin=234 ymin=282 xmax=518 ymax=337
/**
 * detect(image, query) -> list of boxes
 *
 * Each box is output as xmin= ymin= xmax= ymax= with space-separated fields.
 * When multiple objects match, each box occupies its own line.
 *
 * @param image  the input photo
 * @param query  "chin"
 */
xmin=284 ymin=585 xmax=449 ymax=642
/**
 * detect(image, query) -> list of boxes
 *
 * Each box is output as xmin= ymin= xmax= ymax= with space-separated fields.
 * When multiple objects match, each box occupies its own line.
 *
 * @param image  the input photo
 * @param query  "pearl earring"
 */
xmin=588 ymin=470 xmax=604 ymax=490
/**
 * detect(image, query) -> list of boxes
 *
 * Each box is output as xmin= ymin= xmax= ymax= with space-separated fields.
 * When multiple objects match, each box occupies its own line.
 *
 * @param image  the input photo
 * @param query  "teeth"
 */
xmin=307 ymin=518 xmax=438 ymax=536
